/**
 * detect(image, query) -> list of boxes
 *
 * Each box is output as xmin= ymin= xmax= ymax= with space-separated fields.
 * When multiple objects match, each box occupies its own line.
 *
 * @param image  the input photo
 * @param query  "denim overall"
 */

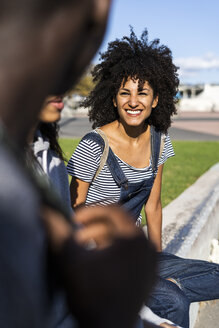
xmin=83 ymin=129 xmax=219 ymax=328
xmin=82 ymin=126 xmax=161 ymax=222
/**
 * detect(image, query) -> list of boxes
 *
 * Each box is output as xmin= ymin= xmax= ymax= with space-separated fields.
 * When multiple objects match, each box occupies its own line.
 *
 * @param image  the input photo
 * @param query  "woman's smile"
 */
xmin=125 ymin=109 xmax=142 ymax=116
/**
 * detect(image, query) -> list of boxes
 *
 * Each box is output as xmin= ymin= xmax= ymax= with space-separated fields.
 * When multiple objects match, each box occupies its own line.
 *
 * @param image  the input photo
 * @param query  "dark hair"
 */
xmin=37 ymin=122 xmax=65 ymax=161
xmin=85 ymin=28 xmax=179 ymax=133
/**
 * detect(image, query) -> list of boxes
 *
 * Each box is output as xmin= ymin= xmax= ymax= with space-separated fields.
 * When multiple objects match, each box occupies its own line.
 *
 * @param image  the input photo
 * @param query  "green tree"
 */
xmin=67 ymin=65 xmax=95 ymax=97
xmin=72 ymin=74 xmax=95 ymax=97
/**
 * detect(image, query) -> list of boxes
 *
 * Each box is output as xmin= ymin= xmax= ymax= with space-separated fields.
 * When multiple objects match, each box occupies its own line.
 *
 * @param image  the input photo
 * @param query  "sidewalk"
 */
xmin=172 ymin=111 xmax=219 ymax=137
xmin=194 ymin=300 xmax=219 ymax=328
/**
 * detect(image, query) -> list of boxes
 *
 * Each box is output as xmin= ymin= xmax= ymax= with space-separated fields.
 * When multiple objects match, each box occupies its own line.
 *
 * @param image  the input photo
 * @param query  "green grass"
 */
xmin=60 ymin=138 xmax=219 ymax=224
xmin=162 ymin=141 xmax=219 ymax=207
xmin=59 ymin=138 xmax=81 ymax=161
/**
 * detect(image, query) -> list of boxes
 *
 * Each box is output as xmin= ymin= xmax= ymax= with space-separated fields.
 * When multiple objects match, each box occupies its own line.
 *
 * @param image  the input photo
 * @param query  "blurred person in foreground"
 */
xmin=0 ymin=1 xmax=158 ymax=328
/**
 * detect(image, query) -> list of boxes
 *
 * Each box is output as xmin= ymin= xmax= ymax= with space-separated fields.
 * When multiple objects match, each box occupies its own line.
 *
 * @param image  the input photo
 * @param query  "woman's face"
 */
xmin=39 ymin=95 xmax=64 ymax=123
xmin=114 ymin=78 xmax=158 ymax=127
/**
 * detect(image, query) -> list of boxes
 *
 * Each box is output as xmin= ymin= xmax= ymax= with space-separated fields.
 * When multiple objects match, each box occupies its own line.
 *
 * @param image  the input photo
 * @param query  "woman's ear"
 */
xmin=152 ymin=95 xmax=158 ymax=108
xmin=113 ymin=98 xmax=117 ymax=107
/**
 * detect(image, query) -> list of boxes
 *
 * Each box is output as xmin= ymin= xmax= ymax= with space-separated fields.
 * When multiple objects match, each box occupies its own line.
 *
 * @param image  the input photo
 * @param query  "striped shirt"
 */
xmin=67 ymin=131 xmax=175 ymax=223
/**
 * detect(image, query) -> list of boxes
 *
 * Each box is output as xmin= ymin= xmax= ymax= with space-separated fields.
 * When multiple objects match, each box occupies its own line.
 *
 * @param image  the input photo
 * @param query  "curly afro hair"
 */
xmin=84 ymin=28 xmax=179 ymax=133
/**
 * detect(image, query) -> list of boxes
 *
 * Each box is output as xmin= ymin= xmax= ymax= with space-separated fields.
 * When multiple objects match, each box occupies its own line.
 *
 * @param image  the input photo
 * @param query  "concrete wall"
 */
xmin=162 ymin=163 xmax=219 ymax=327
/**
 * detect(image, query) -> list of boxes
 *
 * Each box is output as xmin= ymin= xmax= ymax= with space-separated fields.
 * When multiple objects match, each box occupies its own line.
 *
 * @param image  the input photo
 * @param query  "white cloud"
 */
xmin=177 ymin=69 xmax=197 ymax=78
xmin=174 ymin=53 xmax=219 ymax=78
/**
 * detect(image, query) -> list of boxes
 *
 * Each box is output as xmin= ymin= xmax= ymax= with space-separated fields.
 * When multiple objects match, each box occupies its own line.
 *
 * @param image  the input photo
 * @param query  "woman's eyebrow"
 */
xmin=119 ymin=87 xmax=151 ymax=92
xmin=139 ymin=88 xmax=150 ymax=91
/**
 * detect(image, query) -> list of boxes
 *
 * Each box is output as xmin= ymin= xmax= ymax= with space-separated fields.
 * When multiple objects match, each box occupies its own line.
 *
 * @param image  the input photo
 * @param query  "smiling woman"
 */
xmin=66 ymin=29 xmax=219 ymax=328
xmin=67 ymin=28 xmax=178 ymax=249
xmin=66 ymin=28 xmax=183 ymax=327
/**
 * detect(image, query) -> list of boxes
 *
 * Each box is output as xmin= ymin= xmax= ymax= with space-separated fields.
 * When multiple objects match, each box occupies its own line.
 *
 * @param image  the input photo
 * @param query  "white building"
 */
xmin=179 ymin=84 xmax=219 ymax=112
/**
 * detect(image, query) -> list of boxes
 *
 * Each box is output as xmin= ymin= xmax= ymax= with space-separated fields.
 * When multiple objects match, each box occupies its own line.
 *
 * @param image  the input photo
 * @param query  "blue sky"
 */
xmin=94 ymin=0 xmax=219 ymax=85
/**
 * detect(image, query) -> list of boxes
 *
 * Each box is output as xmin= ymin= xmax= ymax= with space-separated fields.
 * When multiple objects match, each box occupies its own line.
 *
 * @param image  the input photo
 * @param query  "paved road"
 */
xmin=59 ymin=117 xmax=93 ymax=138
xmin=59 ymin=113 xmax=219 ymax=141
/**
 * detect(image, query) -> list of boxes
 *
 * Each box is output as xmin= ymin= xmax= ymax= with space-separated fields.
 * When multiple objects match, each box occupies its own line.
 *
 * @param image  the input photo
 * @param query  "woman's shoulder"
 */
xmin=73 ymin=130 xmax=105 ymax=161
xmin=161 ymin=132 xmax=172 ymax=144
xmin=81 ymin=121 xmax=117 ymax=147
xmin=67 ymin=130 xmax=103 ymax=177
xmin=81 ymin=129 xmax=105 ymax=148
xmin=158 ymin=131 xmax=174 ymax=165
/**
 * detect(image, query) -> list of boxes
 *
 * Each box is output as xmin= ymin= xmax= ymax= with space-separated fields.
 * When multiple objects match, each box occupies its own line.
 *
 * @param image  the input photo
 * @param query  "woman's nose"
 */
xmin=128 ymin=94 xmax=139 ymax=108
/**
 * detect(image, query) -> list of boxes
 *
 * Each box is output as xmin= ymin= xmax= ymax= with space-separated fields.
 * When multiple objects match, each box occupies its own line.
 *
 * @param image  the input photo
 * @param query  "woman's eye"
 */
xmin=138 ymin=92 xmax=147 ymax=96
xmin=120 ymin=92 xmax=129 ymax=96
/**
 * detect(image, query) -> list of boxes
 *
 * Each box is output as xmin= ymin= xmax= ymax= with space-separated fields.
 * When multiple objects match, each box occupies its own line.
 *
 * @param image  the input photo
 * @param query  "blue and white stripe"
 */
xmin=67 ymin=131 xmax=174 ymax=213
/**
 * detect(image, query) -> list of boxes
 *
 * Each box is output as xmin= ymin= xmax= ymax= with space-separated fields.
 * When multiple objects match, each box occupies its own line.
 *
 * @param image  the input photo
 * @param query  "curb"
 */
xmin=162 ymin=163 xmax=219 ymax=327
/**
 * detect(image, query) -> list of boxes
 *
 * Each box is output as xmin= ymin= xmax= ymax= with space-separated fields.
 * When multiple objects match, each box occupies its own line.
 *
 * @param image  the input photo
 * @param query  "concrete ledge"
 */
xmin=162 ymin=163 xmax=219 ymax=327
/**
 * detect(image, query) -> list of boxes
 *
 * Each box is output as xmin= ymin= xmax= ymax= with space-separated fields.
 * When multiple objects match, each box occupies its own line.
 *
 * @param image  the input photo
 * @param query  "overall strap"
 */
xmin=107 ymin=148 xmax=128 ymax=188
xmin=150 ymin=126 xmax=161 ymax=175
xmin=94 ymin=129 xmax=109 ymax=180
xmin=82 ymin=131 xmax=105 ymax=151
xmin=82 ymin=130 xmax=128 ymax=188
xmin=82 ymin=129 xmax=109 ymax=180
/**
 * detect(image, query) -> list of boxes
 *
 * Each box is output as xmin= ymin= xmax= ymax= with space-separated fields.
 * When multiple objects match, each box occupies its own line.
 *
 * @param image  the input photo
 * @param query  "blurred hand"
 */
xmin=74 ymin=204 xmax=140 ymax=249
xmin=41 ymin=204 xmax=157 ymax=328
xmin=41 ymin=204 xmax=140 ymax=250
xmin=41 ymin=206 xmax=74 ymax=250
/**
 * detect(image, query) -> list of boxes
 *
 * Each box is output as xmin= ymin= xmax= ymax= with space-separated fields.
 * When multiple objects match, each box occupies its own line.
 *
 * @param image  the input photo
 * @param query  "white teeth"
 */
xmin=126 ymin=110 xmax=141 ymax=115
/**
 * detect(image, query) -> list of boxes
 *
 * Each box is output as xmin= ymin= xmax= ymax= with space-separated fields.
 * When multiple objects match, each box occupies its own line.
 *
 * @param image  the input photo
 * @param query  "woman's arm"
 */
xmin=70 ymin=177 xmax=90 ymax=209
xmin=67 ymin=137 xmax=102 ymax=210
xmin=145 ymin=164 xmax=164 ymax=252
